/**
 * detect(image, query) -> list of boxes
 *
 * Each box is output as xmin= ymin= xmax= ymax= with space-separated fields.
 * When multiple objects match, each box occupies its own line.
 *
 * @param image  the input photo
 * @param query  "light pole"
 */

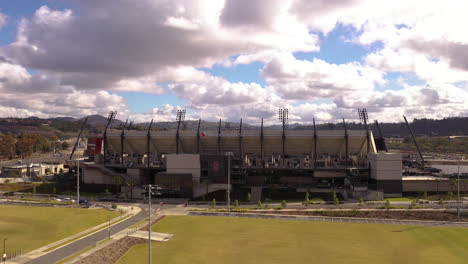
xmin=77 ymin=158 xmax=80 ymax=205
xmin=3 ymin=238 xmax=6 ymax=264
xmin=457 ymin=157 xmax=461 ymax=220
xmin=227 ymin=153 xmax=231 ymax=211
xmin=108 ymin=216 xmax=111 ymax=239
xmin=148 ymin=184 xmax=152 ymax=264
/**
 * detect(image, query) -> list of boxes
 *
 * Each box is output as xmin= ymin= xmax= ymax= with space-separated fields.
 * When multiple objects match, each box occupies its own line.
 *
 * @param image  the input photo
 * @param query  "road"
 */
xmin=26 ymin=210 xmax=146 ymax=264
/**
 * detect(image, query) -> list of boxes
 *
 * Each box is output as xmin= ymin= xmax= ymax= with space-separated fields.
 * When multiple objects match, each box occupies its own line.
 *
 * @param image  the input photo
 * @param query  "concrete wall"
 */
xmin=368 ymin=153 xmax=402 ymax=180
xmin=166 ymin=154 xmax=200 ymax=184
xmin=403 ymin=179 xmax=468 ymax=192
xmin=82 ymin=166 xmax=115 ymax=184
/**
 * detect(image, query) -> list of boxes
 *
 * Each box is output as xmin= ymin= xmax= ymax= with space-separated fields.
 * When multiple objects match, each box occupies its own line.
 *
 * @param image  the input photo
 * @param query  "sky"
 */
xmin=0 ymin=0 xmax=468 ymax=124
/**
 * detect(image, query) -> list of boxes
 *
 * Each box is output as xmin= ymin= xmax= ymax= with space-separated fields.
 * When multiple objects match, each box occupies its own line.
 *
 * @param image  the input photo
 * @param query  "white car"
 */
xmin=63 ymin=197 xmax=75 ymax=203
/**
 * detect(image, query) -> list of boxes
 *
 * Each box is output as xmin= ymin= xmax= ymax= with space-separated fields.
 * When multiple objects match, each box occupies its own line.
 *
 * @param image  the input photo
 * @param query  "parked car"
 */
xmin=63 ymin=197 xmax=75 ymax=203
xmin=79 ymin=199 xmax=90 ymax=205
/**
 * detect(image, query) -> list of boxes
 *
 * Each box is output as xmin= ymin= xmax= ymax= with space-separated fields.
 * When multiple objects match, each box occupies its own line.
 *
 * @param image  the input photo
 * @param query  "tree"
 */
xmin=61 ymin=141 xmax=70 ymax=150
xmin=333 ymin=191 xmax=339 ymax=205
xmin=126 ymin=177 xmax=137 ymax=199
xmin=0 ymin=133 xmax=16 ymax=159
xmin=304 ymin=192 xmax=310 ymax=205
xmin=212 ymin=198 xmax=216 ymax=208
xmin=257 ymin=200 xmax=262 ymax=208
xmin=359 ymin=198 xmax=364 ymax=206
xmin=281 ymin=200 xmax=287 ymax=208
xmin=234 ymin=200 xmax=239 ymax=208
xmin=114 ymin=175 xmax=122 ymax=194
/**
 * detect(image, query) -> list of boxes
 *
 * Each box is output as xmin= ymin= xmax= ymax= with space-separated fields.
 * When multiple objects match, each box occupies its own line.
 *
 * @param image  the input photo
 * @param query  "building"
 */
xmin=78 ymin=123 xmax=404 ymax=200
xmin=0 ymin=162 xmax=68 ymax=178
xmin=1 ymin=165 xmax=28 ymax=178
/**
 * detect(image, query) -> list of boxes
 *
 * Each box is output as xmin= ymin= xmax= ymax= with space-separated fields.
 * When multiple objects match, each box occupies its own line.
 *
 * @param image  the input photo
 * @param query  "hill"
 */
xmin=1 ymin=115 xmax=468 ymax=138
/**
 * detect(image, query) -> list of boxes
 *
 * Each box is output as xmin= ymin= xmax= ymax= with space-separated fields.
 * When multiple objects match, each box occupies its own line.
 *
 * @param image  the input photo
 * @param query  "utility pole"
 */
xmin=108 ymin=216 xmax=111 ymax=239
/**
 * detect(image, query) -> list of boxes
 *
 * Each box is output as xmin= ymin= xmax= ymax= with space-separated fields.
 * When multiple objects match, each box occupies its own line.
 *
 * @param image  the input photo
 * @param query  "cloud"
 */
xmin=0 ymin=12 xmax=6 ymax=29
xmin=263 ymin=53 xmax=384 ymax=100
xmin=1 ymin=0 xmax=468 ymax=124
xmin=0 ymin=1 xmax=319 ymax=93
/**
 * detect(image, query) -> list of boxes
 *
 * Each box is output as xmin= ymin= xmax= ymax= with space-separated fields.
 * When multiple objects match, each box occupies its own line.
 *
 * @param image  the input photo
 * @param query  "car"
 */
xmin=63 ymin=197 xmax=75 ymax=203
xmin=79 ymin=199 xmax=90 ymax=205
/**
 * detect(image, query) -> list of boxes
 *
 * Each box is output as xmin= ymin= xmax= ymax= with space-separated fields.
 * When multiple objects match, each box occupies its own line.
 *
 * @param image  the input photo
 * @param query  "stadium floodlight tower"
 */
xmin=103 ymin=111 xmax=117 ymax=165
xmin=278 ymin=108 xmax=288 ymax=166
xmin=176 ymin=109 xmax=186 ymax=154
xmin=358 ymin=108 xmax=370 ymax=153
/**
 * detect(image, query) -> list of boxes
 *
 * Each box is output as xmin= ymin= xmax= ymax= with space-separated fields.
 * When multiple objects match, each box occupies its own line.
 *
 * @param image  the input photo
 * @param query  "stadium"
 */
xmin=79 ymin=111 xmax=403 ymax=201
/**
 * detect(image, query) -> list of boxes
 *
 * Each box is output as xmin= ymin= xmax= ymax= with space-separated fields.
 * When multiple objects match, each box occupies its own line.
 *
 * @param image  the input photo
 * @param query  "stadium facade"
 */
xmin=79 ymin=123 xmax=403 ymax=200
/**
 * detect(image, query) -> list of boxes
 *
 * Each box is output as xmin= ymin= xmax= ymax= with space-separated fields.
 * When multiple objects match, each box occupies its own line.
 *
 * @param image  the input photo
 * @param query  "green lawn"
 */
xmin=117 ymin=216 xmax=468 ymax=264
xmin=0 ymin=205 xmax=118 ymax=253
xmin=384 ymin=197 xmax=413 ymax=202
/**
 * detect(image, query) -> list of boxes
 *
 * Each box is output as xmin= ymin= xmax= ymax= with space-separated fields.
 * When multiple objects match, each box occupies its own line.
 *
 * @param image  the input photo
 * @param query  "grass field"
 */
xmin=117 ymin=215 xmax=468 ymax=264
xmin=0 ymin=205 xmax=118 ymax=253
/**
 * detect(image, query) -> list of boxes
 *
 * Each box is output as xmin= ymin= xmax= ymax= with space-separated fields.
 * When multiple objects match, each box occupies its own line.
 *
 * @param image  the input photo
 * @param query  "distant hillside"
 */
xmin=1 ymin=115 xmax=468 ymax=138
xmin=80 ymin=115 xmax=124 ymax=127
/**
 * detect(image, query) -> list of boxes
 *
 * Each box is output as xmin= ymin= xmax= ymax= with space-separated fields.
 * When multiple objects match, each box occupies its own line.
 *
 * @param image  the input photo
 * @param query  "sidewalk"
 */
xmin=10 ymin=205 xmax=141 ymax=264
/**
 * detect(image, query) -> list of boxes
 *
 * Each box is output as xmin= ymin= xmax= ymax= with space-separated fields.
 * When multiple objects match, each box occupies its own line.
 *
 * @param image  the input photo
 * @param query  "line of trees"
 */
xmin=0 ymin=132 xmax=68 ymax=160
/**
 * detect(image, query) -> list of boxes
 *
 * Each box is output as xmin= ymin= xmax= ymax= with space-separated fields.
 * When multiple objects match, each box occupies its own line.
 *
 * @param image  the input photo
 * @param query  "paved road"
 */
xmin=26 ymin=210 xmax=147 ymax=264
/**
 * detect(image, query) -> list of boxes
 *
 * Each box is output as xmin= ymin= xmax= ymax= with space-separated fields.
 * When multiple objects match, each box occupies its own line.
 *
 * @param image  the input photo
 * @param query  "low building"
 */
xmin=1 ymin=165 xmax=28 ymax=178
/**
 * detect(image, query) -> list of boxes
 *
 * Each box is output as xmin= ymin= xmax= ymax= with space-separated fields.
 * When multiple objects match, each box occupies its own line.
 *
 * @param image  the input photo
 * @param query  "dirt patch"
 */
xmin=75 ymin=237 xmax=146 ymax=264
xmin=248 ymin=210 xmax=465 ymax=221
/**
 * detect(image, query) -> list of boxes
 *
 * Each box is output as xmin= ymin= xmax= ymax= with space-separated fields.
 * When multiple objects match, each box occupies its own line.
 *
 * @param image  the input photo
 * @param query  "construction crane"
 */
xmin=69 ymin=117 xmax=88 ymax=160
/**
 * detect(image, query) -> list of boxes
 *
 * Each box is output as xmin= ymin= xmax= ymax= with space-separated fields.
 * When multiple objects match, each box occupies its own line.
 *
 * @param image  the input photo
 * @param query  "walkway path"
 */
xmin=188 ymin=211 xmax=468 ymax=228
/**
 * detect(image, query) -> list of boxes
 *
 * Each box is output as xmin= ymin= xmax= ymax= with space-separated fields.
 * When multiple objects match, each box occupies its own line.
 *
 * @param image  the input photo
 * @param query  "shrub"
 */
xmin=257 ymin=200 xmax=262 ymax=208
xmin=358 ymin=198 xmax=364 ymax=206
xmin=318 ymin=210 xmax=359 ymax=217
xmin=384 ymin=200 xmax=390 ymax=210
xmin=281 ymin=200 xmax=287 ymax=208
xmin=212 ymin=198 xmax=216 ymax=208
xmin=274 ymin=206 xmax=283 ymax=210
xmin=264 ymin=203 xmax=269 ymax=209
xmin=423 ymin=191 xmax=428 ymax=200
xmin=334 ymin=197 xmax=339 ymax=205
xmin=111 ymin=203 xmax=117 ymax=209
xmin=448 ymin=192 xmax=454 ymax=200
xmin=234 ymin=200 xmax=239 ymax=208
xmin=438 ymin=198 xmax=444 ymax=205
xmin=247 ymin=193 xmax=252 ymax=202
xmin=375 ymin=192 xmax=381 ymax=201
